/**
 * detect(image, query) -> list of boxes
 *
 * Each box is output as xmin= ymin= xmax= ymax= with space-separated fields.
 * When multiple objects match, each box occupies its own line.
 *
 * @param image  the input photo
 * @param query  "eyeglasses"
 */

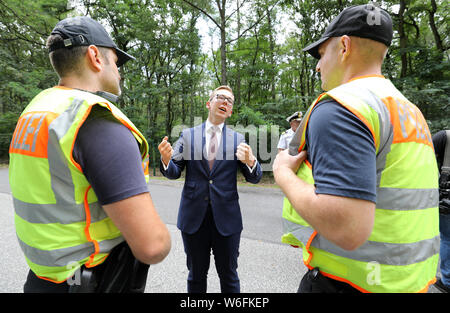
xmin=215 ymin=94 xmax=234 ymax=106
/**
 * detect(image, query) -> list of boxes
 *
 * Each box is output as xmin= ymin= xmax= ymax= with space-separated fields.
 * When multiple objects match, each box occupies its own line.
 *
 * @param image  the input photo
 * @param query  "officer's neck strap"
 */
xmin=94 ymin=91 xmax=119 ymax=104
xmin=74 ymin=88 xmax=119 ymax=104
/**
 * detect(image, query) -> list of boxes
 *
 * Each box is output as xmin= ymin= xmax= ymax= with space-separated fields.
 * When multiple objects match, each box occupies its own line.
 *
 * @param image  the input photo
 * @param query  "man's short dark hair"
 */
xmin=46 ymin=34 xmax=110 ymax=78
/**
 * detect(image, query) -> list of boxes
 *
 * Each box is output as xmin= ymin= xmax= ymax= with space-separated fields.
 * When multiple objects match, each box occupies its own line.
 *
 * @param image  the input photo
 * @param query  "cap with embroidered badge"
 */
xmin=303 ymin=3 xmax=393 ymax=59
xmin=286 ymin=111 xmax=303 ymax=123
xmin=48 ymin=16 xmax=135 ymax=67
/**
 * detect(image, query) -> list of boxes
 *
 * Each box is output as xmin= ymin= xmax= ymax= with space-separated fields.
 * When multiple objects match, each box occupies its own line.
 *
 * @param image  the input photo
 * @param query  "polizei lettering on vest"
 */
xmin=12 ymin=113 xmax=47 ymax=152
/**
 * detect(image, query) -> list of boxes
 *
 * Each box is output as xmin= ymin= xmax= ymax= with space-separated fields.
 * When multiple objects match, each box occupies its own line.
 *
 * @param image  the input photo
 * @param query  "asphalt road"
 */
xmin=0 ymin=168 xmax=305 ymax=293
xmin=0 ymin=167 xmax=442 ymax=293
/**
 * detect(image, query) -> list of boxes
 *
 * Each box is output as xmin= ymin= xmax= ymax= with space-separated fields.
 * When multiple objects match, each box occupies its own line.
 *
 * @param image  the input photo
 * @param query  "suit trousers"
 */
xmin=181 ymin=205 xmax=241 ymax=293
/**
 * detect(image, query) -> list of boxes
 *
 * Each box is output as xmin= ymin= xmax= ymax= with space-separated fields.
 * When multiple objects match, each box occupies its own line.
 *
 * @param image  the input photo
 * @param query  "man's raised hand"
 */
xmin=236 ymin=142 xmax=256 ymax=167
xmin=158 ymin=136 xmax=173 ymax=166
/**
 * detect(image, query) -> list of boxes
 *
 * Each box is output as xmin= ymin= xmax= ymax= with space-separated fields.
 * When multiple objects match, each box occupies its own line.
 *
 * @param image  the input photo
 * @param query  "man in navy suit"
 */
xmin=158 ymin=85 xmax=262 ymax=293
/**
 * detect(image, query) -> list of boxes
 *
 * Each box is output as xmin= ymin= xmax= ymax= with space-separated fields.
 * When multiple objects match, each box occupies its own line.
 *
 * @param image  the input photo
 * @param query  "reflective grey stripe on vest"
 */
xmin=364 ymin=89 xmax=394 ymax=187
xmin=283 ymin=218 xmax=315 ymax=244
xmin=14 ymin=197 xmax=107 ymax=224
xmin=313 ymin=233 xmax=439 ymax=266
xmin=377 ymin=187 xmax=439 ymax=210
xmin=283 ymin=219 xmax=439 ymax=266
xmin=18 ymin=235 xmax=124 ymax=267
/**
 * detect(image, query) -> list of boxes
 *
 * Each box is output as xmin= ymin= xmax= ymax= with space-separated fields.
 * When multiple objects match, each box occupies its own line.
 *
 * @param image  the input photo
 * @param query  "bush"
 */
xmin=0 ymin=112 xmax=20 ymax=160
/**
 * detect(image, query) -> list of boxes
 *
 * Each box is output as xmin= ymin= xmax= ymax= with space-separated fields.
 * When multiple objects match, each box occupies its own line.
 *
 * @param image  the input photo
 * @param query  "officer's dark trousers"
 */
xmin=298 ymin=268 xmax=361 ymax=293
xmin=181 ymin=206 xmax=241 ymax=293
xmin=24 ymin=270 xmax=70 ymax=293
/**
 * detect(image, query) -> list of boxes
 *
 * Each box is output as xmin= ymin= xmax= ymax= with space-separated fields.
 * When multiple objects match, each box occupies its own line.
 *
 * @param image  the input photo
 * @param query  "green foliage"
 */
xmin=0 ymin=0 xmax=448 ymax=160
xmin=0 ymin=112 xmax=20 ymax=159
xmin=229 ymin=105 xmax=265 ymax=126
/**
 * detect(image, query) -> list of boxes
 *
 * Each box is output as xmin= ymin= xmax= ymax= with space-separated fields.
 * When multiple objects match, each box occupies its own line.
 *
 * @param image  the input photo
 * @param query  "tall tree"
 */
xmin=427 ymin=0 xmax=446 ymax=53
xmin=0 ymin=0 xmax=448 ymax=160
xmin=182 ymin=0 xmax=280 ymax=84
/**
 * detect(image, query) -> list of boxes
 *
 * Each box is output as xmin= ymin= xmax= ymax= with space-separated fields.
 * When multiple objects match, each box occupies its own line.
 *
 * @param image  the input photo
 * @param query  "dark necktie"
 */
xmin=208 ymin=126 xmax=218 ymax=170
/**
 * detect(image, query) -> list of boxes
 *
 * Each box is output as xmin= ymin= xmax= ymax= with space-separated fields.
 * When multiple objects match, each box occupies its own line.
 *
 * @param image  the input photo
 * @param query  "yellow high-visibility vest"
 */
xmin=9 ymin=86 xmax=149 ymax=283
xmin=282 ymin=75 xmax=439 ymax=293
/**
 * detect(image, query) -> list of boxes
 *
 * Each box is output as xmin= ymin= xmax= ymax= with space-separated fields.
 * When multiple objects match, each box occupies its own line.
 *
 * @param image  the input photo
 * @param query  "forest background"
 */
xmin=0 ymin=0 xmax=448 ymax=174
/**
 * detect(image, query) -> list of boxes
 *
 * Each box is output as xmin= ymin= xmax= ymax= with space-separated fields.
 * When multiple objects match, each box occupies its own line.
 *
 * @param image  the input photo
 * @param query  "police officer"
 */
xmin=277 ymin=111 xmax=302 ymax=152
xmin=432 ymin=130 xmax=450 ymax=293
xmin=9 ymin=16 xmax=171 ymax=293
xmin=273 ymin=4 xmax=439 ymax=293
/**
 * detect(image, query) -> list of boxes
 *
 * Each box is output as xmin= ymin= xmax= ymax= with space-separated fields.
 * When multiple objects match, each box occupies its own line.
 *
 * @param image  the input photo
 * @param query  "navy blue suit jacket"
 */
xmin=160 ymin=123 xmax=262 ymax=236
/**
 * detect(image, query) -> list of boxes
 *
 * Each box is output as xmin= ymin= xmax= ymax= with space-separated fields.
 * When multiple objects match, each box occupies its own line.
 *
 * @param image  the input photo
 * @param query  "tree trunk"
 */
xmin=398 ymin=0 xmax=408 ymax=78
xmin=235 ymin=0 xmax=242 ymax=108
xmin=247 ymin=31 xmax=260 ymax=105
xmin=166 ymin=86 xmax=173 ymax=136
xmin=300 ymin=55 xmax=306 ymax=96
xmin=428 ymin=0 xmax=444 ymax=52
xmin=267 ymin=6 xmax=276 ymax=101
xmin=217 ymin=0 xmax=227 ymax=85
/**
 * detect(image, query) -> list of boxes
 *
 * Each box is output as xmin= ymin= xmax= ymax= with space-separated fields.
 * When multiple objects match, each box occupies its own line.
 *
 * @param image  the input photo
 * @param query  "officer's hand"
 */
xmin=272 ymin=149 xmax=306 ymax=174
xmin=158 ymin=136 xmax=173 ymax=166
xmin=236 ymin=142 xmax=256 ymax=167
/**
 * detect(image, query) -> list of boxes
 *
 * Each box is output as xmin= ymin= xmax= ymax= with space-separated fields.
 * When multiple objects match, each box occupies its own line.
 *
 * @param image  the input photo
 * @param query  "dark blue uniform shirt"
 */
xmin=305 ymin=99 xmax=377 ymax=203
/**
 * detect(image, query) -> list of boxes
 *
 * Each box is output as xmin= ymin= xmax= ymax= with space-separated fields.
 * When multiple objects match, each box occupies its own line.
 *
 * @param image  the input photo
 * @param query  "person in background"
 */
xmin=277 ymin=111 xmax=303 ymax=152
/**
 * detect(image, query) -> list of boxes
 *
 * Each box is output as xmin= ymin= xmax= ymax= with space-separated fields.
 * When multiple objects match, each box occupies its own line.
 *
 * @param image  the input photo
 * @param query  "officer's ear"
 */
xmin=339 ymin=35 xmax=351 ymax=61
xmin=86 ymin=45 xmax=103 ymax=72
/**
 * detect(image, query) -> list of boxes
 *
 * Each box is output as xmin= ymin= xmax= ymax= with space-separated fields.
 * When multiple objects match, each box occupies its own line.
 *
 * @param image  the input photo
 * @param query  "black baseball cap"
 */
xmin=303 ymin=4 xmax=393 ymax=59
xmin=49 ymin=16 xmax=135 ymax=67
